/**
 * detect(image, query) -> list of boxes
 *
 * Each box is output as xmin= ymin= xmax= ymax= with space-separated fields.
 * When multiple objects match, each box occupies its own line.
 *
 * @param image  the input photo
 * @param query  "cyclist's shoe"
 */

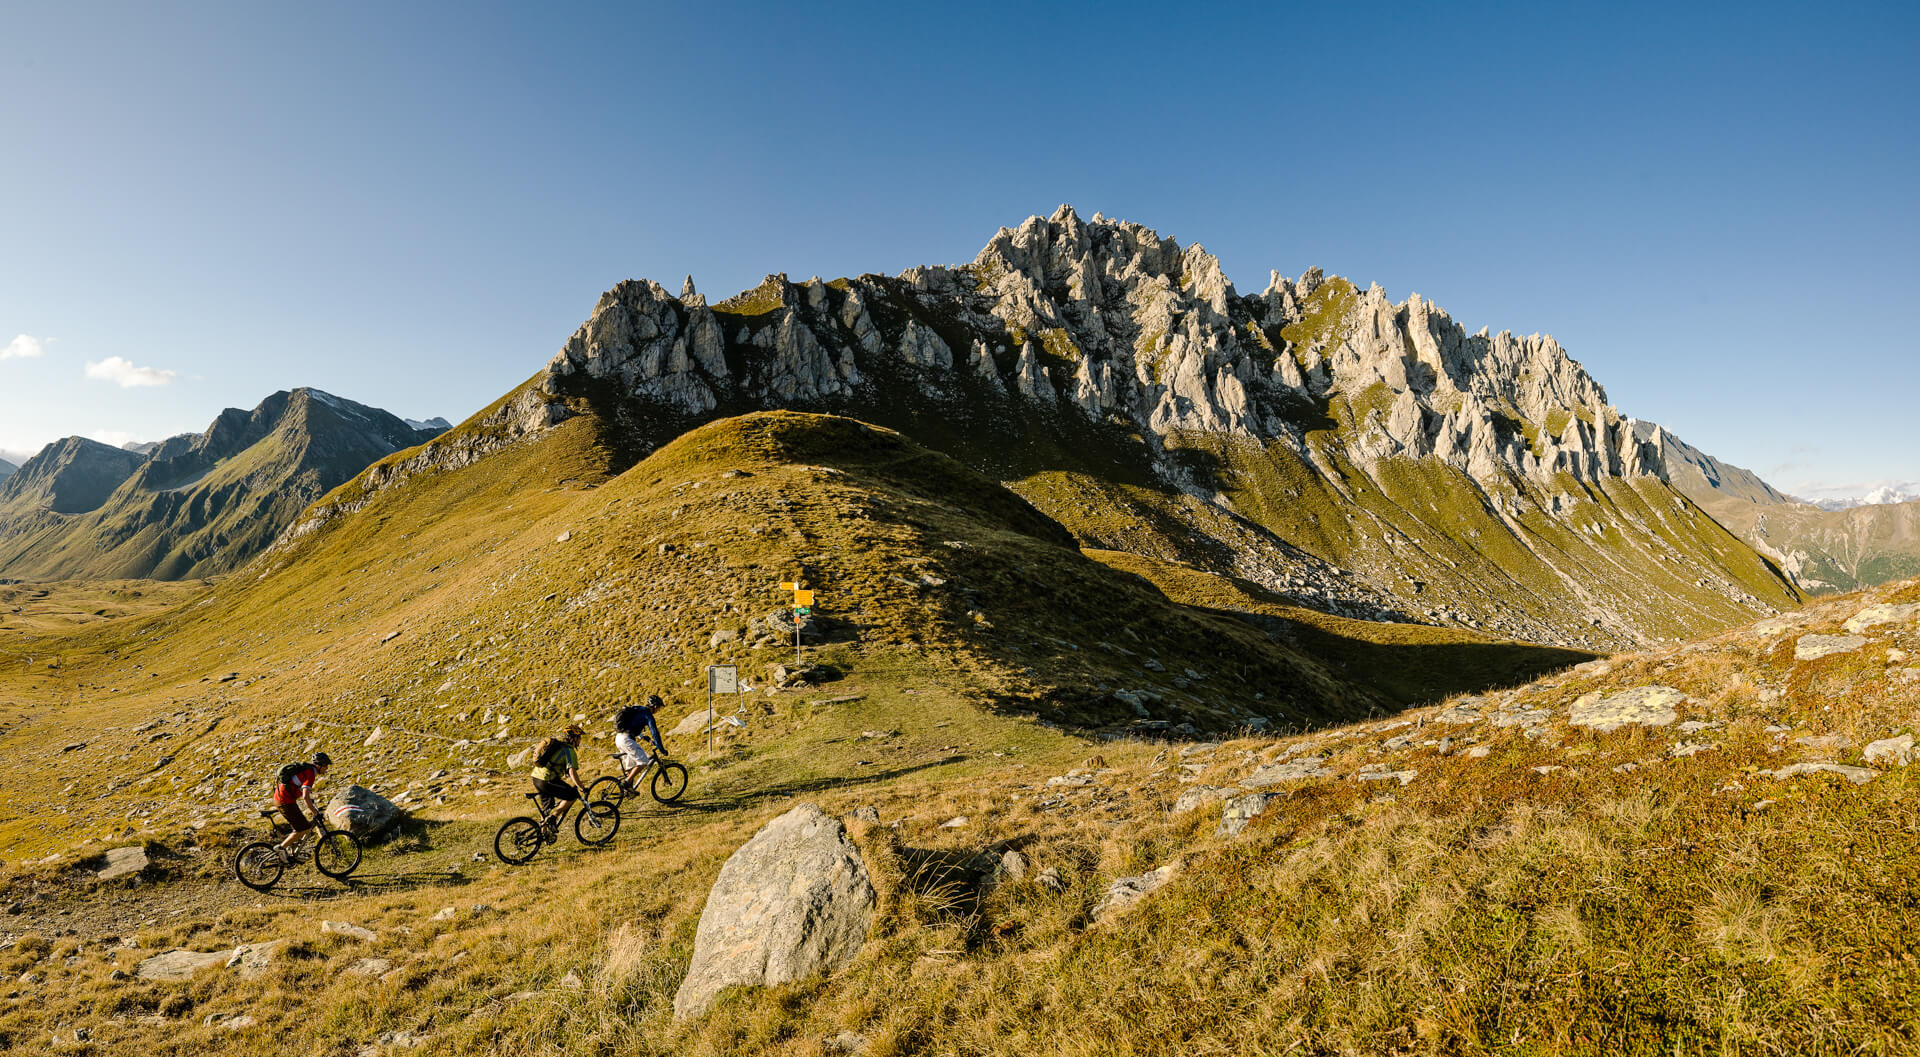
xmin=275 ymin=847 xmax=294 ymax=865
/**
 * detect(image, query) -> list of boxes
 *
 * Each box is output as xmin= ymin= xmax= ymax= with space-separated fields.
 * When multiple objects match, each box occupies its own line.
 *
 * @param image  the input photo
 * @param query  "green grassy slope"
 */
xmin=0 ymin=542 xmax=1915 ymax=1054
xmin=1147 ymin=430 xmax=1802 ymax=648
xmin=0 ymin=408 xmax=1593 ymax=861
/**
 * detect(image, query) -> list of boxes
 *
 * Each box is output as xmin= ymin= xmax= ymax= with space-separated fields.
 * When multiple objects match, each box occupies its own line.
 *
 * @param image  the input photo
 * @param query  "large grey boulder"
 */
xmin=1843 ymin=604 xmax=1920 ymax=634
xmin=326 ymin=784 xmax=403 ymax=838
xmin=1767 ymin=762 xmax=1878 ymax=785
xmin=1092 ymin=863 xmax=1178 ymax=921
xmin=1568 ymin=686 xmax=1684 ymax=733
xmin=137 ymin=949 xmax=229 ymax=981
xmin=1865 ymin=734 xmax=1916 ymax=767
xmin=1242 ymin=757 xmax=1331 ymax=788
xmin=1215 ymin=793 xmax=1275 ymax=837
xmin=1795 ymin=634 xmax=1868 ymax=662
xmin=1173 ymin=785 xmax=1233 ymax=814
xmin=673 ymin=803 xmax=875 ymax=1019
xmin=95 ymin=845 xmax=149 ymax=881
xmin=226 ymin=940 xmax=287 ymax=980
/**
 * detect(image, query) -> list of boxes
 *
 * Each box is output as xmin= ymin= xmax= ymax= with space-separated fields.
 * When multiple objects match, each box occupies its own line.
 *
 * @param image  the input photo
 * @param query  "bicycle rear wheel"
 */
xmin=314 ymin=830 xmax=363 ymax=878
xmin=495 ymin=817 xmax=544 ymax=865
xmin=235 ymin=842 xmax=285 ymax=892
xmin=651 ymin=761 xmax=689 ymax=803
xmin=585 ymin=775 xmax=627 ymax=807
xmin=575 ymin=799 xmax=621 ymax=846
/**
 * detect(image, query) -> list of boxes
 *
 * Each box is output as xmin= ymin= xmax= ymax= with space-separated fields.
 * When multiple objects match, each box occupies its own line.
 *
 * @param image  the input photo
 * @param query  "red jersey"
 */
xmin=273 ymin=764 xmax=318 ymax=806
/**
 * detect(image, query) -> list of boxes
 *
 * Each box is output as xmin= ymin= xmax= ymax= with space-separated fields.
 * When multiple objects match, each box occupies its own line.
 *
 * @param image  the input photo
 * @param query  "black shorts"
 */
xmin=279 ymin=802 xmax=312 ymax=832
xmin=532 ymin=778 xmax=578 ymax=809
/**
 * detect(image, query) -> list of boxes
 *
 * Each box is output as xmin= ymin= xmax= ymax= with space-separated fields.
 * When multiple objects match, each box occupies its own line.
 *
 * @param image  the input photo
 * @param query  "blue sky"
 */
xmin=2 ymin=1 xmax=1915 ymax=499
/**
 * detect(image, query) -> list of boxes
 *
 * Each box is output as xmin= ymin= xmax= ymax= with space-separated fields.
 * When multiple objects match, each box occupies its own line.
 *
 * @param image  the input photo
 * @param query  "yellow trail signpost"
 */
xmin=778 ymin=581 xmax=814 ymax=668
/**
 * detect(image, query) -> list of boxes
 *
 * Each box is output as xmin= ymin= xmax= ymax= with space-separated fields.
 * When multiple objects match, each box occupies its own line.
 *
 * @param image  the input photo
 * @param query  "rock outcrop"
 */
xmin=290 ymin=208 xmax=1804 ymax=649
xmin=326 ymin=784 xmax=403 ymax=838
xmin=674 ymin=803 xmax=876 ymax=1019
xmin=541 ymin=208 xmax=1655 ymax=493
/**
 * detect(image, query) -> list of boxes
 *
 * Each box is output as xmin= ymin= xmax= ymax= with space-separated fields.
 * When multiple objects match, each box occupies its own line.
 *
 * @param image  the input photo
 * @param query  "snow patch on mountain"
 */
xmin=1798 ymin=483 xmax=1920 ymax=510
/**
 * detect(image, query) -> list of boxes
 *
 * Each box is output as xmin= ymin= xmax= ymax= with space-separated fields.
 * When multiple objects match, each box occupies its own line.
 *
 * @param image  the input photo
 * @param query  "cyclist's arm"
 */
xmin=643 ymin=712 xmax=666 ymax=754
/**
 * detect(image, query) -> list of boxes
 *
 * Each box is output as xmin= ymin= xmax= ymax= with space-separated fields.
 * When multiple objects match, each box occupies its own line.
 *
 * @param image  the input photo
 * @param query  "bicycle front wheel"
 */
xmin=575 ymin=799 xmax=621 ymax=846
xmin=314 ymin=830 xmax=363 ymax=878
xmin=495 ymin=817 xmax=544 ymax=865
xmin=235 ymin=842 xmax=285 ymax=892
xmin=585 ymin=775 xmax=626 ymax=807
xmin=651 ymin=762 xmax=689 ymax=804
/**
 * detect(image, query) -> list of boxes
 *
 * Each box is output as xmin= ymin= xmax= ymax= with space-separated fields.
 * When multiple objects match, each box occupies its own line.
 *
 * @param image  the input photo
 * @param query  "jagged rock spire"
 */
xmin=540 ymin=208 xmax=1666 ymax=490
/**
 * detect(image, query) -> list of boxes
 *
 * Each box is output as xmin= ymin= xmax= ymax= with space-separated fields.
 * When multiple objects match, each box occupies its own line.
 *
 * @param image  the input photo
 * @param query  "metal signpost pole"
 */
xmin=706 ymin=665 xmax=738 ymax=759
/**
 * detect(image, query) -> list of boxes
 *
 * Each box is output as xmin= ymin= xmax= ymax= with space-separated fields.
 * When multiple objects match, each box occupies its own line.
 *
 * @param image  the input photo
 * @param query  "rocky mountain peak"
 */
xmin=532 ymin=206 xmax=1668 ymax=494
xmin=0 ymin=436 xmax=146 ymax=515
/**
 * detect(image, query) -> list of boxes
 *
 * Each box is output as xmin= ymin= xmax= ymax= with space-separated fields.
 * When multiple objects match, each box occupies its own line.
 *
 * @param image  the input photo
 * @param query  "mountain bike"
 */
xmin=234 ymin=810 xmax=363 ymax=891
xmin=584 ymin=751 xmax=689 ymax=807
xmin=493 ymin=789 xmax=620 ymax=866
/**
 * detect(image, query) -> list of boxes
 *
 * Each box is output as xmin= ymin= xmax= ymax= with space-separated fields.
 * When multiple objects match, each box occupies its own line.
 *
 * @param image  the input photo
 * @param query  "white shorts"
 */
xmin=615 ymin=731 xmax=652 ymax=769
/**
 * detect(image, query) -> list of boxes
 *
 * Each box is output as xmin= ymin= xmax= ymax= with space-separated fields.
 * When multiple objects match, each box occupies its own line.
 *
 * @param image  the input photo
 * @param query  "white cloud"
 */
xmin=84 ymin=356 xmax=177 ymax=388
xmin=2 ymin=334 xmax=45 ymax=360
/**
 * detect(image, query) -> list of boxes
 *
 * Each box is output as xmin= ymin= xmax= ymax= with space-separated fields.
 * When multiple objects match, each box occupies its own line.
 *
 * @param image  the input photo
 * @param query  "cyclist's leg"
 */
xmin=533 ymin=778 xmax=578 ymax=827
xmin=275 ymin=803 xmax=314 ymax=859
xmin=616 ymin=731 xmax=650 ymax=786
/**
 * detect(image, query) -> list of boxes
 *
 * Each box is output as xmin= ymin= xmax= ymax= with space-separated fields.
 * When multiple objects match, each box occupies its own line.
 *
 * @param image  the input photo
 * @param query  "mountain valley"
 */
xmin=0 ymin=209 xmax=1914 ymax=1056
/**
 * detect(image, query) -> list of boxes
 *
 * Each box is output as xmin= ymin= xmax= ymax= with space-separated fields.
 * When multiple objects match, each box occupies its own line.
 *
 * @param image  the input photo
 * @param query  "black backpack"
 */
xmin=277 ymin=762 xmax=308 ymax=789
xmin=615 ymin=704 xmax=646 ymax=733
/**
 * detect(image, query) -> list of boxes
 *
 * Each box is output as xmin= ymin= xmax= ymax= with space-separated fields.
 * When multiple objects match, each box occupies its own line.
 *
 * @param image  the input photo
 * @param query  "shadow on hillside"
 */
xmin=621 ymin=757 xmax=965 ymax=818
xmin=1244 ymin=611 xmax=1600 ymax=710
xmin=255 ymin=869 xmax=474 ymax=902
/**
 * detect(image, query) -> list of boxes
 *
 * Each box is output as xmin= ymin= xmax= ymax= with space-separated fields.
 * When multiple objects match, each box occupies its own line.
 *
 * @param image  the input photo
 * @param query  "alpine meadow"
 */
xmin=4 ymin=6 xmax=1919 ymax=1054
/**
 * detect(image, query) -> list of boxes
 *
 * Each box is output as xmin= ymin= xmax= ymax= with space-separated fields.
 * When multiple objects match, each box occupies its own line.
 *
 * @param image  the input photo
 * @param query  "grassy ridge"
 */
xmin=0 ymin=410 xmax=1514 ymax=858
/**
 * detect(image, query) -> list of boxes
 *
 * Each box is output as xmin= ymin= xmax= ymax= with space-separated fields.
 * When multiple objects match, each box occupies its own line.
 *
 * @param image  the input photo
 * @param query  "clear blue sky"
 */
xmin=2 ymin=1 xmax=1915 ymax=499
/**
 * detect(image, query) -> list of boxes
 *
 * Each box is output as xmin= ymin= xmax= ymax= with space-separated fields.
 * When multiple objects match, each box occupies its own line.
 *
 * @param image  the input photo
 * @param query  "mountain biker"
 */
xmin=614 ymin=694 xmax=668 ymax=787
xmin=272 ymin=752 xmax=332 ymax=863
xmin=530 ymin=725 xmax=586 ymax=833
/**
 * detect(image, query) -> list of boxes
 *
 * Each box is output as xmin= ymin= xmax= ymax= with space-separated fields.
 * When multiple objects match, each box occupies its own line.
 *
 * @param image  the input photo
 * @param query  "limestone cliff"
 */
xmin=309 ymin=207 xmax=1804 ymax=648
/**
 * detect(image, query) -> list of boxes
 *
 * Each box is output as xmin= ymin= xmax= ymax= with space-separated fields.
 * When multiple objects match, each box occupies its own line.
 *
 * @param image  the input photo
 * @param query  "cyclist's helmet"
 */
xmin=314 ymin=752 xmax=333 ymax=768
xmin=564 ymin=724 xmax=585 ymax=743
xmin=646 ymin=694 xmax=663 ymax=710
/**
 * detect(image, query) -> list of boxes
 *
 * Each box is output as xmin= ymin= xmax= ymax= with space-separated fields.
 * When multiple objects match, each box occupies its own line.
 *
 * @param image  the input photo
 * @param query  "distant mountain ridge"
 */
xmin=0 ymin=457 xmax=15 ymax=486
xmin=0 ymin=389 xmax=444 ymax=581
xmin=0 ymin=437 xmax=147 ymax=515
xmin=1809 ymin=485 xmax=1920 ymax=510
xmin=1645 ymin=424 xmax=1920 ymax=593
xmin=290 ymin=206 xmax=1801 ymax=649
